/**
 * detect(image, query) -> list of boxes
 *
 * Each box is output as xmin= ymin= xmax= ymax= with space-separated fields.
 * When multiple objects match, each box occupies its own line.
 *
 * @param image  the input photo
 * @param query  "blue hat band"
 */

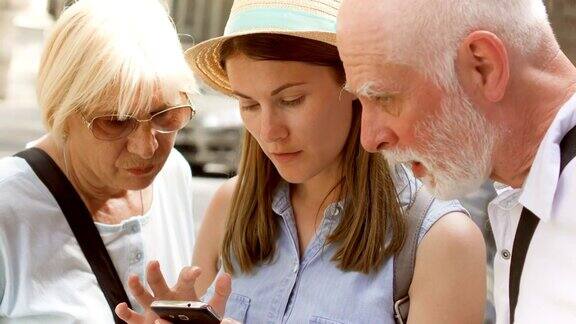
xmin=224 ymin=7 xmax=337 ymax=36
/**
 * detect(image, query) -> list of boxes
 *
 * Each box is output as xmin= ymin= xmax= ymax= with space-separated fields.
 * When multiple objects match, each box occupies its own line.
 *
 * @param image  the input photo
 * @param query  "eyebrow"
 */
xmin=347 ymin=81 xmax=394 ymax=98
xmin=232 ymin=82 xmax=307 ymax=99
xmin=343 ymin=82 xmax=354 ymax=94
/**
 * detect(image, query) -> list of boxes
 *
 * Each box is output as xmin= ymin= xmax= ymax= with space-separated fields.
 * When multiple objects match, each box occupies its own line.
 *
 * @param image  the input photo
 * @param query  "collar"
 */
xmin=271 ymin=181 xmax=346 ymax=229
xmin=271 ymin=181 xmax=291 ymax=216
xmin=490 ymin=184 xmax=521 ymax=211
xmin=519 ymin=92 xmax=576 ymax=222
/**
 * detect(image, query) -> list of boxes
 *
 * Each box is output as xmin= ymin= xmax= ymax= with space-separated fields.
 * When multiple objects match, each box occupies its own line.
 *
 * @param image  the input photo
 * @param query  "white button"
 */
xmin=132 ymin=251 xmax=143 ymax=263
xmin=501 ymin=249 xmax=511 ymax=260
xmin=293 ymin=264 xmax=299 ymax=273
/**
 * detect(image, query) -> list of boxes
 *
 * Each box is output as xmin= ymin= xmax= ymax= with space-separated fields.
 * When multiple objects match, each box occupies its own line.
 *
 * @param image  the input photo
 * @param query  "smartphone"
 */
xmin=151 ymin=301 xmax=222 ymax=324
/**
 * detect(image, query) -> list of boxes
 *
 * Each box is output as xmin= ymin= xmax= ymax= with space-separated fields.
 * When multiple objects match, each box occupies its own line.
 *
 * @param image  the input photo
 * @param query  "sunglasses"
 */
xmin=82 ymin=103 xmax=196 ymax=141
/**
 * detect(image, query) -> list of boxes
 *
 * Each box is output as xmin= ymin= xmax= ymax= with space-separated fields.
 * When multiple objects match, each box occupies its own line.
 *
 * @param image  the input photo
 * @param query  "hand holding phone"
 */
xmin=115 ymin=261 xmax=232 ymax=324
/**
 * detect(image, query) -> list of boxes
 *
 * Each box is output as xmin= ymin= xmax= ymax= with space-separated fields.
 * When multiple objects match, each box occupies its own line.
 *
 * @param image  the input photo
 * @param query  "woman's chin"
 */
xmin=276 ymin=168 xmax=308 ymax=184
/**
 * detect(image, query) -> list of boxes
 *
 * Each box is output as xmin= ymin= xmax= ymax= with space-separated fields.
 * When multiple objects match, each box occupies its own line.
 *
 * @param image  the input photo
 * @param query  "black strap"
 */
xmin=15 ymin=147 xmax=131 ymax=324
xmin=509 ymin=125 xmax=576 ymax=323
xmin=508 ymin=208 xmax=539 ymax=323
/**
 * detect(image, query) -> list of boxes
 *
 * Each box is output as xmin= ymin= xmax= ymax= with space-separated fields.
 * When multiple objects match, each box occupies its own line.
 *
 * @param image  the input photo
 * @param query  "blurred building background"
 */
xmin=47 ymin=0 xmax=234 ymax=45
xmin=547 ymin=0 xmax=576 ymax=63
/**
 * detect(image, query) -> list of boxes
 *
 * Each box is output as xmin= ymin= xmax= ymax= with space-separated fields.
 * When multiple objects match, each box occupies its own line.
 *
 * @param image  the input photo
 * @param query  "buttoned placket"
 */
xmin=267 ymin=188 xmax=299 ymax=324
xmin=496 ymin=192 xmax=521 ymax=261
xmin=281 ymin=203 xmax=344 ymax=323
xmin=268 ymin=184 xmax=346 ymax=324
xmin=123 ymin=218 xmax=146 ymax=310
xmin=489 ymin=188 xmax=523 ymax=322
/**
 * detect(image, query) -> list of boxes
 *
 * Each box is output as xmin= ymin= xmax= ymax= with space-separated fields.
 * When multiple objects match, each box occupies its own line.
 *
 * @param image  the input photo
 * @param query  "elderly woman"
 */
xmin=0 ymin=0 xmax=201 ymax=322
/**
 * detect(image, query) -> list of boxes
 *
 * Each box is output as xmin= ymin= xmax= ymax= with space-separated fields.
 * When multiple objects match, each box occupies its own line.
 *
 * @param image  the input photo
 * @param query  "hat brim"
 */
xmin=185 ymin=30 xmax=337 ymax=95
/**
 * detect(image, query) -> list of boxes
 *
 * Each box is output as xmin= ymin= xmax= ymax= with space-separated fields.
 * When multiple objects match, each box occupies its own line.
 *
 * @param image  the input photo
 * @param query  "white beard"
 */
xmin=383 ymin=89 xmax=496 ymax=199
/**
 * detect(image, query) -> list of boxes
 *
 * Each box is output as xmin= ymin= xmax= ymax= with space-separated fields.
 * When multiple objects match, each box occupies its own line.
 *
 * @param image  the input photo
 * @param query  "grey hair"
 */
xmin=372 ymin=0 xmax=554 ymax=93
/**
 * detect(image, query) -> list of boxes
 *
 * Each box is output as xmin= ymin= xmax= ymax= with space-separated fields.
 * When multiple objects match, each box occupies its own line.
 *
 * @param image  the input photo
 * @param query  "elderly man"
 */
xmin=337 ymin=0 xmax=576 ymax=323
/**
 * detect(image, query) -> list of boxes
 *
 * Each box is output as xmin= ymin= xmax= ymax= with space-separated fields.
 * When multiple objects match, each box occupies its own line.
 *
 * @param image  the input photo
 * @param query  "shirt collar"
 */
xmin=270 ymin=181 xmax=345 ymax=226
xmin=490 ymin=184 xmax=521 ymax=211
xmin=271 ymin=181 xmax=291 ymax=216
xmin=519 ymin=92 xmax=576 ymax=222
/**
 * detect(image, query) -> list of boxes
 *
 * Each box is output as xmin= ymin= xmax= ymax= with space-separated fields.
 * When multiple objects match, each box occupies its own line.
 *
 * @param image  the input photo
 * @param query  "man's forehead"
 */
xmin=344 ymin=62 xmax=422 ymax=94
xmin=338 ymin=0 xmax=402 ymax=35
xmin=337 ymin=0 xmax=410 ymax=54
xmin=337 ymin=33 xmax=392 ymax=72
xmin=337 ymin=20 xmax=395 ymax=59
xmin=339 ymin=0 xmax=392 ymax=24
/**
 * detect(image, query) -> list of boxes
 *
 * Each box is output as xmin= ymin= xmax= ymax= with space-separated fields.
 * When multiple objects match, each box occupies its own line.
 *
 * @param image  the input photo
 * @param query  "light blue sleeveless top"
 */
xmin=204 ymin=168 xmax=467 ymax=323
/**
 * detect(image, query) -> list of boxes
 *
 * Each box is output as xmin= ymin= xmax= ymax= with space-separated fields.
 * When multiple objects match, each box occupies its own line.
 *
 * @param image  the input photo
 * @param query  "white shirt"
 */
xmin=489 ymin=93 xmax=576 ymax=324
xmin=0 ymin=149 xmax=196 ymax=323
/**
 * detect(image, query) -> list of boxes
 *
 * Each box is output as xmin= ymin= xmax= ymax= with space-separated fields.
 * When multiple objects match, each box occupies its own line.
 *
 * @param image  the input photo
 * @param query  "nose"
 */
xmin=360 ymin=103 xmax=399 ymax=152
xmin=126 ymin=122 xmax=158 ymax=159
xmin=260 ymin=107 xmax=288 ymax=143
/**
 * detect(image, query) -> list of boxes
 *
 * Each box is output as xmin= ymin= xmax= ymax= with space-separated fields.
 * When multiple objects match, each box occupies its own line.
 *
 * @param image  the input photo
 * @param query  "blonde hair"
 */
xmin=37 ymin=0 xmax=196 ymax=143
xmin=220 ymin=34 xmax=405 ymax=275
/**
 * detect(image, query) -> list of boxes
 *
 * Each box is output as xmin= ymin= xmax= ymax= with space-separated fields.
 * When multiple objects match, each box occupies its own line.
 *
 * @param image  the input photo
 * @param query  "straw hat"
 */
xmin=185 ymin=0 xmax=341 ymax=94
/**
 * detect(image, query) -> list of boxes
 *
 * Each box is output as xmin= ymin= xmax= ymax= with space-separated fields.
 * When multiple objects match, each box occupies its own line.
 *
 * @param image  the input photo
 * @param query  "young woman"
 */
xmin=119 ymin=1 xmax=486 ymax=323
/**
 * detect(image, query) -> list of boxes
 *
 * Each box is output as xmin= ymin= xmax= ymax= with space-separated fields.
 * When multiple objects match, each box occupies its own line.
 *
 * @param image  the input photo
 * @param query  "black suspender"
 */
xmin=15 ymin=147 xmax=132 ymax=324
xmin=508 ymin=209 xmax=539 ymax=323
xmin=509 ymin=125 xmax=576 ymax=323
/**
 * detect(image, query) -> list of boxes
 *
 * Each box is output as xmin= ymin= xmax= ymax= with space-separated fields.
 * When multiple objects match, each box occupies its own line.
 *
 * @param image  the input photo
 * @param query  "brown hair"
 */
xmin=220 ymin=34 xmax=404 ymax=274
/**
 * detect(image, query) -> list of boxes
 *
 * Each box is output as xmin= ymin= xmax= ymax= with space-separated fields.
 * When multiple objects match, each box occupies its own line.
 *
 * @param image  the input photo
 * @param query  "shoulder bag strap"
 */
xmin=509 ymin=125 xmax=576 ymax=323
xmin=15 ymin=147 xmax=131 ymax=324
xmin=393 ymin=186 xmax=435 ymax=324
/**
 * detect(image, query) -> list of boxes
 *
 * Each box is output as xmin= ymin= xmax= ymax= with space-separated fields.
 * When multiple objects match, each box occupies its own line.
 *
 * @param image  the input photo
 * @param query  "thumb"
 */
xmin=208 ymin=272 xmax=232 ymax=316
xmin=154 ymin=320 xmax=173 ymax=324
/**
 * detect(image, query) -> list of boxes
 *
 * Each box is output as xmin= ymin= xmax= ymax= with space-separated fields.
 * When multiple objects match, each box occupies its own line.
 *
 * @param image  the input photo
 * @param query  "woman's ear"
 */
xmin=455 ymin=31 xmax=510 ymax=103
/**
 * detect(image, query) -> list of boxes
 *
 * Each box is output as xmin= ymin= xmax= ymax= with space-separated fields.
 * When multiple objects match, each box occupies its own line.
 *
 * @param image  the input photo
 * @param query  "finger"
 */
xmin=146 ymin=260 xmax=171 ymax=298
xmin=128 ymin=275 xmax=155 ymax=308
xmin=208 ymin=272 xmax=232 ymax=316
xmin=221 ymin=319 xmax=241 ymax=324
xmin=115 ymin=302 xmax=145 ymax=323
xmin=172 ymin=266 xmax=201 ymax=300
